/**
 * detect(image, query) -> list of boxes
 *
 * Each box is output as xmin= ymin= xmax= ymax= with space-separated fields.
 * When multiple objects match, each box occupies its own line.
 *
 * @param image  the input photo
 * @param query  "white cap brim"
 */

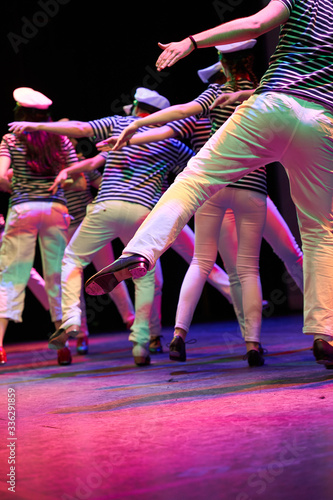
xmin=123 ymin=104 xmax=133 ymax=115
xmin=197 ymin=62 xmax=223 ymax=83
xmin=13 ymin=87 xmax=52 ymax=109
xmin=134 ymin=87 xmax=170 ymax=110
xmin=215 ymin=39 xmax=257 ymax=54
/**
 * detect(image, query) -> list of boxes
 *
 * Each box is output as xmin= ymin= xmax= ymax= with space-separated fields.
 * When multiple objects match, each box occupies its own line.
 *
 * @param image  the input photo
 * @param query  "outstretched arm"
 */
xmin=48 ymin=153 xmax=106 ymax=194
xmin=8 ymin=120 xmax=94 ymax=138
xmin=96 ymin=124 xmax=177 ymax=152
xmin=105 ymin=100 xmax=202 ymax=147
xmin=62 ymin=173 xmax=87 ymax=192
xmin=156 ymin=1 xmax=290 ymax=70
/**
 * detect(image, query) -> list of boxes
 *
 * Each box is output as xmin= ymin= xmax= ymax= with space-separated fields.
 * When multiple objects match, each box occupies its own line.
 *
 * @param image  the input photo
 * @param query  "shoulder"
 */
xmin=168 ymin=138 xmax=194 ymax=155
xmin=0 ymin=133 xmax=22 ymax=152
xmin=1 ymin=133 xmax=17 ymax=143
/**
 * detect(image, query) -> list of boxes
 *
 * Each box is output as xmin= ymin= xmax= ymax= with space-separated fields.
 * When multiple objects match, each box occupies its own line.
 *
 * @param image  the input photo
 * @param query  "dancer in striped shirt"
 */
xmin=0 ymin=87 xmax=79 ymax=364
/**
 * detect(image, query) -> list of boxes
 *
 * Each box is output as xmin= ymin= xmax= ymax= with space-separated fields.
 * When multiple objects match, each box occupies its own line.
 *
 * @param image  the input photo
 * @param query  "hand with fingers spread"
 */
xmin=48 ymin=169 xmax=70 ymax=195
xmin=106 ymin=121 xmax=140 ymax=150
xmin=96 ymin=136 xmax=126 ymax=152
xmin=209 ymin=89 xmax=255 ymax=111
xmin=8 ymin=121 xmax=39 ymax=134
xmin=156 ymin=38 xmax=195 ymax=71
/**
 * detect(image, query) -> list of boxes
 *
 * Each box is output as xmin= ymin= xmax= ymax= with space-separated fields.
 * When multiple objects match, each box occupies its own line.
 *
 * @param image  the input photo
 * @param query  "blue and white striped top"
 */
xmin=65 ymin=169 xmax=102 ymax=226
xmin=88 ymin=115 xmax=195 ymax=210
xmin=0 ymin=133 xmax=78 ymax=208
xmin=256 ymin=0 xmax=333 ymax=112
xmin=168 ymin=115 xmax=211 ymax=153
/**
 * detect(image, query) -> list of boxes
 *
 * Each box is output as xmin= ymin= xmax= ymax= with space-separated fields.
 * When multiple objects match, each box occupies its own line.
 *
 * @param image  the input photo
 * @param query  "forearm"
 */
xmin=189 ymin=19 xmax=262 ymax=49
xmin=33 ymin=120 xmax=93 ymax=137
xmin=134 ymin=103 xmax=198 ymax=129
xmin=189 ymin=3 xmax=289 ymax=48
xmin=69 ymin=154 xmax=106 ymax=173
xmin=0 ymin=157 xmax=11 ymax=191
xmin=60 ymin=160 xmax=94 ymax=177
xmin=128 ymin=125 xmax=176 ymax=145
xmin=63 ymin=173 xmax=87 ymax=191
xmin=0 ymin=177 xmax=11 ymax=192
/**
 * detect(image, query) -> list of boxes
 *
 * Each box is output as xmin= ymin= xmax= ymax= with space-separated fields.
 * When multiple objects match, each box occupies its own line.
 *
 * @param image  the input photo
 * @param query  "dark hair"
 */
xmin=135 ymin=101 xmax=161 ymax=114
xmin=13 ymin=106 xmax=65 ymax=175
xmin=207 ymin=70 xmax=227 ymax=85
xmin=219 ymin=50 xmax=258 ymax=91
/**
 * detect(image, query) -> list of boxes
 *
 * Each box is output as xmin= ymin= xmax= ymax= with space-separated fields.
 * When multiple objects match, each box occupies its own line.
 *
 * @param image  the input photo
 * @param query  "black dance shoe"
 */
xmin=149 ymin=335 xmax=163 ymax=354
xmin=48 ymin=328 xmax=80 ymax=350
xmin=85 ymin=254 xmax=149 ymax=295
xmin=243 ymin=344 xmax=266 ymax=367
xmin=169 ymin=335 xmax=187 ymax=362
xmin=313 ymin=339 xmax=333 ymax=369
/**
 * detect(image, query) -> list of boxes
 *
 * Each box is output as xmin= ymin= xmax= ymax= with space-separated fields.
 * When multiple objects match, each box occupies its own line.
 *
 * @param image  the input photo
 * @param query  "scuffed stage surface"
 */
xmin=1 ymin=313 xmax=333 ymax=500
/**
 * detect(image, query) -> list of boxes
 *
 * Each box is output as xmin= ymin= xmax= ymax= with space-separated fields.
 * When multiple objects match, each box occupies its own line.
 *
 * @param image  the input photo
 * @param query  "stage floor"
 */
xmin=1 ymin=313 xmax=333 ymax=500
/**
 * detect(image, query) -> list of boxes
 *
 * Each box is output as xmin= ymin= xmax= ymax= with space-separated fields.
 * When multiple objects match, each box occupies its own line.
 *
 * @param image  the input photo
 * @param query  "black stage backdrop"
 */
xmin=1 ymin=0 xmax=302 ymax=341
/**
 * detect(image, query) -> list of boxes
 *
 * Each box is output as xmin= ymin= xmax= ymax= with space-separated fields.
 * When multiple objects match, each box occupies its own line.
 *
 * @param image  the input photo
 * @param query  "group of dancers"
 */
xmin=2 ymin=0 xmax=333 ymax=371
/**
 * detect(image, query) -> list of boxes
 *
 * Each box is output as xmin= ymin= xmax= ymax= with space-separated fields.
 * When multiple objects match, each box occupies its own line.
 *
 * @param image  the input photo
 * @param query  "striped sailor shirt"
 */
xmin=88 ymin=115 xmax=195 ymax=210
xmin=0 ymin=133 xmax=78 ymax=208
xmin=256 ymin=0 xmax=333 ymax=112
xmin=65 ymin=169 xmax=102 ymax=226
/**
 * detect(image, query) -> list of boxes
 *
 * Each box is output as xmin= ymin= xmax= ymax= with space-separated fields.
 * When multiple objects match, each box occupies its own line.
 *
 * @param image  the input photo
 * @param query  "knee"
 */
xmin=191 ymin=257 xmax=215 ymax=276
xmin=63 ymin=247 xmax=86 ymax=270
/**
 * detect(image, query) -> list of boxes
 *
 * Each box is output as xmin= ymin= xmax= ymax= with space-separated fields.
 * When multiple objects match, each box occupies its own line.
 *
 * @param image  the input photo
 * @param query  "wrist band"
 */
xmin=189 ymin=36 xmax=198 ymax=50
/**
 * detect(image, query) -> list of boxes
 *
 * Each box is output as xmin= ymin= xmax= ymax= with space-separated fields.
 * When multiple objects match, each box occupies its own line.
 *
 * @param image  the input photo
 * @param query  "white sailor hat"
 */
xmin=197 ymin=61 xmax=223 ymax=83
xmin=134 ymin=87 xmax=170 ymax=109
xmin=123 ymin=87 xmax=170 ymax=115
xmin=13 ymin=87 xmax=53 ymax=109
xmin=215 ymin=39 xmax=257 ymax=54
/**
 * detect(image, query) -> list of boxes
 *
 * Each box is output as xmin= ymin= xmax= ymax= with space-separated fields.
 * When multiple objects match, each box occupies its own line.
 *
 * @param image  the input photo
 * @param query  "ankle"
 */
xmin=246 ymin=341 xmax=260 ymax=352
xmin=66 ymin=325 xmax=80 ymax=334
xmin=174 ymin=328 xmax=187 ymax=341
xmin=314 ymin=334 xmax=333 ymax=346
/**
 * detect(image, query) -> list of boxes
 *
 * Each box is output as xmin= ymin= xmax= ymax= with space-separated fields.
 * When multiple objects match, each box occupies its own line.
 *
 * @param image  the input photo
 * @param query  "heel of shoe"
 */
xmin=128 ymin=263 xmax=148 ymax=279
xmin=132 ymin=343 xmax=150 ymax=366
xmin=313 ymin=339 xmax=333 ymax=368
xmin=57 ymin=345 xmax=72 ymax=365
xmin=85 ymin=274 xmax=119 ymax=295
xmin=49 ymin=329 xmax=80 ymax=350
xmin=77 ymin=335 xmax=89 ymax=355
xmin=0 ymin=347 xmax=7 ymax=364
xmin=243 ymin=349 xmax=265 ymax=367
xmin=168 ymin=335 xmax=187 ymax=362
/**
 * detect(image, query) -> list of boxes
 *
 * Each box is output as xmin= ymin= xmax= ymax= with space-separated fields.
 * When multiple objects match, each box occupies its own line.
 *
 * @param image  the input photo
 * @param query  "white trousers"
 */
xmin=149 ymin=224 xmax=232 ymax=338
xmin=0 ymin=201 xmax=70 ymax=322
xmin=61 ymin=200 xmax=155 ymax=346
xmin=150 ymin=196 xmax=303 ymax=337
xmin=124 ymin=93 xmax=333 ymax=336
xmin=264 ymin=196 xmax=303 ymax=292
xmin=175 ymin=188 xmax=266 ymax=342
xmin=67 ymin=223 xmax=135 ymax=336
